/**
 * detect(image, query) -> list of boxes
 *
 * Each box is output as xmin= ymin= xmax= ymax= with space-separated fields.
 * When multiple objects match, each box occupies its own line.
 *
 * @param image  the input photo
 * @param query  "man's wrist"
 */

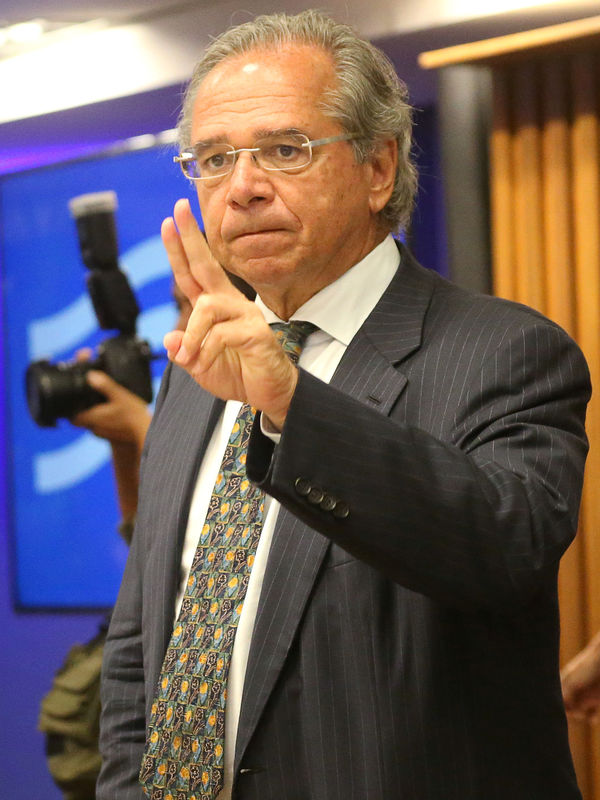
xmin=261 ymin=365 xmax=298 ymax=431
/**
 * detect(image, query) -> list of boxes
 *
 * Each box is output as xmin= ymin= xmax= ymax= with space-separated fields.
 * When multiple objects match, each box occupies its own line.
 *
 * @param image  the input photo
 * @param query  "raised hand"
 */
xmin=561 ymin=632 xmax=600 ymax=722
xmin=161 ymin=198 xmax=298 ymax=429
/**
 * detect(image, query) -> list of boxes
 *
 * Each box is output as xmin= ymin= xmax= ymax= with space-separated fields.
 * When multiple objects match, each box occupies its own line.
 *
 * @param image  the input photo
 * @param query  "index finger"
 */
xmin=161 ymin=213 xmax=202 ymax=306
xmin=172 ymin=198 xmax=233 ymax=295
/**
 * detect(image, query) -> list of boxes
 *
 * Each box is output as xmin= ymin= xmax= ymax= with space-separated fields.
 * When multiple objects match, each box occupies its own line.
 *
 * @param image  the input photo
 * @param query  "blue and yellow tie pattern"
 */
xmin=140 ymin=321 xmax=316 ymax=800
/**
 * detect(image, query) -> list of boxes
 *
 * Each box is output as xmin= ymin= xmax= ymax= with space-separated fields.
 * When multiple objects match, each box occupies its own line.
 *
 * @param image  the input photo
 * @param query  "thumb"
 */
xmin=86 ymin=369 xmax=125 ymax=398
xmin=164 ymin=329 xmax=184 ymax=361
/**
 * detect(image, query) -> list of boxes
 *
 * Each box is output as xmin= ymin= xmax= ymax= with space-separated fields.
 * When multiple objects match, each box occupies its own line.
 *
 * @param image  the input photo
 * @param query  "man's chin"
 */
xmin=226 ymin=256 xmax=298 ymax=294
xmin=227 ymin=229 xmax=293 ymax=257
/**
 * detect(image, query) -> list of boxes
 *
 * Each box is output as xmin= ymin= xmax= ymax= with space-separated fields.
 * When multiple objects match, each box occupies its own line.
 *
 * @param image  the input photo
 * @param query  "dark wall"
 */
xmin=411 ymin=104 xmax=449 ymax=278
xmin=437 ymin=65 xmax=492 ymax=293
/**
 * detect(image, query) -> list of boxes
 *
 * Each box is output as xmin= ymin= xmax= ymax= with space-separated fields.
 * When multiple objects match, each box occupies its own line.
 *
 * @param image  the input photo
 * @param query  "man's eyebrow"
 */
xmin=254 ymin=127 xmax=305 ymax=139
xmin=191 ymin=134 xmax=230 ymax=148
xmin=193 ymin=128 xmax=307 ymax=148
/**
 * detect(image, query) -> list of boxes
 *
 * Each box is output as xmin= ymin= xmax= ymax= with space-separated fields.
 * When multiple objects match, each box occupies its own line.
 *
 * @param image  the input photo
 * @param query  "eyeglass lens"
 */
xmin=182 ymin=133 xmax=312 ymax=179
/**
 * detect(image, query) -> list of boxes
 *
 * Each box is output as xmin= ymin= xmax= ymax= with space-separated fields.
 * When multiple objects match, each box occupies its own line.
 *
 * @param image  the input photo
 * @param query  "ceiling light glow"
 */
xmin=7 ymin=20 xmax=45 ymax=45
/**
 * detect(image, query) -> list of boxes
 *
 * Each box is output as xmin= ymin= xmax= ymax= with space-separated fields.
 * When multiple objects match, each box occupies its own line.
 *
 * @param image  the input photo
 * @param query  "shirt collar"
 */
xmin=255 ymin=234 xmax=400 ymax=346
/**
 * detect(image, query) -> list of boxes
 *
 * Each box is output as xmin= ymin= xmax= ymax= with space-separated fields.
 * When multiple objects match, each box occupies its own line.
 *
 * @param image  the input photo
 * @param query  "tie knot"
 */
xmin=271 ymin=321 xmax=318 ymax=365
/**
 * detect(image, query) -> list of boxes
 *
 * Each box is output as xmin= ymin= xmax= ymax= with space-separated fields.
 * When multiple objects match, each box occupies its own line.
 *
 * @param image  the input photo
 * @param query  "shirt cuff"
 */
xmin=259 ymin=411 xmax=282 ymax=444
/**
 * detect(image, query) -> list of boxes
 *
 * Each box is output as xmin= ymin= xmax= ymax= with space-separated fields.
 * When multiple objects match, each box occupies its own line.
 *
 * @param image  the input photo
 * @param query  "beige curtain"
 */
xmin=490 ymin=51 xmax=600 ymax=796
xmin=420 ymin=19 xmax=600 ymax=796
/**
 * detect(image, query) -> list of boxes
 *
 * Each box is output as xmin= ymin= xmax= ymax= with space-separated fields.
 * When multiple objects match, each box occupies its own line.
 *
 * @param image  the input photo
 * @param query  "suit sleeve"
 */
xmin=247 ymin=320 xmax=590 ymax=613
xmin=97 ymin=363 xmax=174 ymax=800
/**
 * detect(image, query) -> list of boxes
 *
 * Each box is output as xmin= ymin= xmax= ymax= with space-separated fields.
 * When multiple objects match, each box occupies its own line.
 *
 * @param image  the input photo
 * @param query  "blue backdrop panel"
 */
xmin=1 ymin=145 xmax=196 ymax=608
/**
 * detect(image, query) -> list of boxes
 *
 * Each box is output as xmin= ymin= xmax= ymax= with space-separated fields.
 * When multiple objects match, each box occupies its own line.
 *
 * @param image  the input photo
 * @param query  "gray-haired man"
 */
xmin=98 ymin=10 xmax=589 ymax=800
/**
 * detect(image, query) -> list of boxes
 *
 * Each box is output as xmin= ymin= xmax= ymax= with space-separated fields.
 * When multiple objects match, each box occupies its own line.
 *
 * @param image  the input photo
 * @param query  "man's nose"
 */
xmin=226 ymin=151 xmax=274 ymax=208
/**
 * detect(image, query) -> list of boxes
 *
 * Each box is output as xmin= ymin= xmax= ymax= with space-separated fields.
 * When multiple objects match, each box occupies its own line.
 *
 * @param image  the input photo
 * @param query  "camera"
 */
xmin=26 ymin=191 xmax=153 ymax=427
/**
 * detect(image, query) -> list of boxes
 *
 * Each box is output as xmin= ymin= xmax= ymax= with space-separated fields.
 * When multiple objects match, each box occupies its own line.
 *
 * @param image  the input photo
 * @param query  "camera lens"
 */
xmin=25 ymin=360 xmax=105 ymax=427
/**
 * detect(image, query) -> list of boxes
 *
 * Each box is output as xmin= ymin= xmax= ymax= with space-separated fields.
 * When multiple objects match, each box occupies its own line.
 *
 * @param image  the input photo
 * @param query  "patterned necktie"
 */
xmin=140 ymin=321 xmax=316 ymax=800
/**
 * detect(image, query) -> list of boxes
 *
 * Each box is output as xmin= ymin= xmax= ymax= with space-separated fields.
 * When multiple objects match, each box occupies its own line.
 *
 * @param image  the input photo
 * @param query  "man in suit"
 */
xmin=98 ymin=10 xmax=591 ymax=800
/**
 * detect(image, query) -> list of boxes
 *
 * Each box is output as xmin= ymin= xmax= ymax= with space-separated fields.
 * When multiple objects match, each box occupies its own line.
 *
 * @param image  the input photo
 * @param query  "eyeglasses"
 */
xmin=174 ymin=132 xmax=359 ymax=181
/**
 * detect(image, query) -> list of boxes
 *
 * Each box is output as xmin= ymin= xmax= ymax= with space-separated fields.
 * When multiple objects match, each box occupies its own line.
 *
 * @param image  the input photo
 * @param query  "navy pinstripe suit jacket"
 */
xmin=98 ymin=247 xmax=590 ymax=799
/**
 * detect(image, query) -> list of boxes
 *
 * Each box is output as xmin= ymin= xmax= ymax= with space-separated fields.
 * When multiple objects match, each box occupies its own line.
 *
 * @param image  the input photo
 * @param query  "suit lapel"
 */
xmin=234 ymin=247 xmax=435 ymax=768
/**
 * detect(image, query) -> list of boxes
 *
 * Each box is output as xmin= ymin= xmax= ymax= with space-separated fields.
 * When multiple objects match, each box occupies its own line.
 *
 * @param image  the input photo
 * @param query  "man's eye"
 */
xmin=204 ymin=153 xmax=227 ymax=170
xmin=275 ymin=144 xmax=301 ymax=159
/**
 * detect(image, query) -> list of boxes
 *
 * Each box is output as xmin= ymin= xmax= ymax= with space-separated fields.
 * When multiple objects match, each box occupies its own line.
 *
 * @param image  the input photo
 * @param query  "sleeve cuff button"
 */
xmin=332 ymin=501 xmax=350 ymax=519
xmin=319 ymin=494 xmax=337 ymax=512
xmin=308 ymin=487 xmax=325 ymax=504
xmin=294 ymin=477 xmax=312 ymax=496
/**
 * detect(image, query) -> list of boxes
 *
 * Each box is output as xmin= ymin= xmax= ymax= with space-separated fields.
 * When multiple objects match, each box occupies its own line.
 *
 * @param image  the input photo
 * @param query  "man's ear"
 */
xmin=367 ymin=138 xmax=398 ymax=216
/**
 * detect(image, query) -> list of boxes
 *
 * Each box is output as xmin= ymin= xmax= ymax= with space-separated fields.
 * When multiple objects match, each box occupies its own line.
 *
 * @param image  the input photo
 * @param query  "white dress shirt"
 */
xmin=174 ymin=235 xmax=400 ymax=798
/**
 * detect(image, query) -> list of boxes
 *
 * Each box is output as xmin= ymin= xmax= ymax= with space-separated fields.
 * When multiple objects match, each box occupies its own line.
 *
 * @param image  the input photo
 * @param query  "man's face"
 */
xmin=189 ymin=44 xmax=393 ymax=314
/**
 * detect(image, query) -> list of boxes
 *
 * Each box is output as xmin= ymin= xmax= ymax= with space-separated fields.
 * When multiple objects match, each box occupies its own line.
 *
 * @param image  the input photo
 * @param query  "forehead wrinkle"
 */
xmin=192 ymin=90 xmax=317 ymax=136
xmin=191 ymin=46 xmax=339 ymax=145
xmin=194 ymin=92 xmax=313 ymax=124
xmin=191 ymin=95 xmax=303 ymax=138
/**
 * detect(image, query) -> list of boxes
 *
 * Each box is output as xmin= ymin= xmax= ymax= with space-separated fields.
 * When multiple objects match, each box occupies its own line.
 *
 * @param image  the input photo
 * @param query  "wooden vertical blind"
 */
xmin=420 ymin=19 xmax=600 ymax=797
xmin=490 ymin=54 xmax=600 ymax=795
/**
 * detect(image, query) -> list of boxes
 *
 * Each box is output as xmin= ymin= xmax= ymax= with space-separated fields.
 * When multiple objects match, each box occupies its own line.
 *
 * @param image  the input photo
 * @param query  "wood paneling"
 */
xmin=423 ymin=25 xmax=600 ymax=799
xmin=489 ymin=53 xmax=600 ymax=798
xmin=419 ymin=14 xmax=600 ymax=69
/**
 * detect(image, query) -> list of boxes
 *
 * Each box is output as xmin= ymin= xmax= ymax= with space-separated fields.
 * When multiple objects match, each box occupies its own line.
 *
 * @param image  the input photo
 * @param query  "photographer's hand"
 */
xmin=71 ymin=370 xmax=151 ymax=450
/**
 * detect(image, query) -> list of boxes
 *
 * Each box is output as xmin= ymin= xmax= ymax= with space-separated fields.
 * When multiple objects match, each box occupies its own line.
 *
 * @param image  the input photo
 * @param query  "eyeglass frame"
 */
xmin=173 ymin=131 xmax=360 ymax=181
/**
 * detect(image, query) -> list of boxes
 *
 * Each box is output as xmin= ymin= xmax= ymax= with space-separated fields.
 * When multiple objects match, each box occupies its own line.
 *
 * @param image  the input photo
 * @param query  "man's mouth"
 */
xmin=233 ymin=227 xmax=287 ymax=238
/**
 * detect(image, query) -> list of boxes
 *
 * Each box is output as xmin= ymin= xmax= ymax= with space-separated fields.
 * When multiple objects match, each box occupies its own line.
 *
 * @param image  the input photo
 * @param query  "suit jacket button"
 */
xmin=320 ymin=494 xmax=337 ymax=512
xmin=332 ymin=500 xmax=350 ymax=519
xmin=294 ymin=477 xmax=311 ymax=496
xmin=307 ymin=487 xmax=325 ymax=505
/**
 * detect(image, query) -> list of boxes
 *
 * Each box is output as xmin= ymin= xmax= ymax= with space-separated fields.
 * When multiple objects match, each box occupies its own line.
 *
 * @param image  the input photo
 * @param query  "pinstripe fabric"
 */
xmin=99 ymin=246 xmax=590 ymax=800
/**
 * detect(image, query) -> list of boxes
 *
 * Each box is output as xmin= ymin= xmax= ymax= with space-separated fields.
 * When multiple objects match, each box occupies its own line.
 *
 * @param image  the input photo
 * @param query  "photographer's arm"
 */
xmin=71 ymin=370 xmax=151 ymax=526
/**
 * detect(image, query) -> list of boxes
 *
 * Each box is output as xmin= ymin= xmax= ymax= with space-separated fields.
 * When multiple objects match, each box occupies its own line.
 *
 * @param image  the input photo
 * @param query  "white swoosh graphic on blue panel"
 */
xmin=34 ymin=373 xmax=163 ymax=493
xmin=31 ymin=235 xmax=173 ymax=493
xmin=35 ymin=433 xmax=111 ymax=494
xmin=28 ymin=235 xmax=171 ymax=360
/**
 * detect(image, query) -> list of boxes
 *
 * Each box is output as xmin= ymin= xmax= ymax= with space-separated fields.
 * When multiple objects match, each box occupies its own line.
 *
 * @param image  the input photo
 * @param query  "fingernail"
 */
xmin=175 ymin=344 xmax=190 ymax=365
